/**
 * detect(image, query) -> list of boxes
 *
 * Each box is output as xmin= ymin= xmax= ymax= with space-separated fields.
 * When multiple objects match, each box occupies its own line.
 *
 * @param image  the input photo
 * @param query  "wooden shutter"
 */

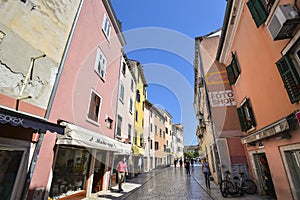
xmin=247 ymin=0 xmax=267 ymax=27
xmin=276 ymin=55 xmax=300 ymax=103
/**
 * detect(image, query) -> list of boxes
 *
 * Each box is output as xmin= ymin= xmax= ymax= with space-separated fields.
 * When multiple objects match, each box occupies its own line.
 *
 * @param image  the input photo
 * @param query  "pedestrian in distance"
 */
xmin=174 ymin=159 xmax=177 ymax=168
xmin=117 ymin=157 xmax=128 ymax=192
xmin=185 ymin=159 xmax=191 ymax=175
xmin=179 ymin=159 xmax=183 ymax=168
xmin=202 ymin=158 xmax=211 ymax=189
xmin=190 ymin=158 xmax=194 ymax=168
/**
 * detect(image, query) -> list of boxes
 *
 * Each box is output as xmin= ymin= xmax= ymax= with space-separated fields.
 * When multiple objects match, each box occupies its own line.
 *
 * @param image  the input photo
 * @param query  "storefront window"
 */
xmin=0 ymin=150 xmax=24 ymax=200
xmin=50 ymin=146 xmax=90 ymax=199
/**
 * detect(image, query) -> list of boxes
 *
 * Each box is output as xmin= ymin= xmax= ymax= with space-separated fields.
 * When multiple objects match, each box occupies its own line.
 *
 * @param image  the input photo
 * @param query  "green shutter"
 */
xmin=226 ymin=64 xmax=235 ymax=85
xmin=237 ymin=107 xmax=247 ymax=132
xmin=247 ymin=0 xmax=267 ymax=27
xmin=276 ymin=55 xmax=300 ymax=103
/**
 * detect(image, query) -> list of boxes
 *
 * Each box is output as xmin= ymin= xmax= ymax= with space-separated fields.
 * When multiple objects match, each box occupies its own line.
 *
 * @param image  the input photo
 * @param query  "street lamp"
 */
xmin=16 ymin=54 xmax=46 ymax=110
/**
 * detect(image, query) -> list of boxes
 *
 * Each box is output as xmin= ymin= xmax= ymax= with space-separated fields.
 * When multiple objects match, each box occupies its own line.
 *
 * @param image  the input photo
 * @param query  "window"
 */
xmin=160 ymin=129 xmax=162 ymax=137
xmin=155 ymin=125 xmax=157 ymax=134
xmin=140 ymin=134 xmax=144 ymax=147
xmin=130 ymin=79 xmax=134 ymax=91
xmin=247 ymin=0 xmax=268 ymax=27
xmin=135 ymin=110 xmax=138 ymax=122
xmin=106 ymin=117 xmax=113 ymax=129
xmin=226 ymin=52 xmax=241 ymax=85
xmin=128 ymin=124 xmax=132 ymax=143
xmin=87 ymin=91 xmax=102 ymax=123
xmin=165 ymin=127 xmax=168 ymax=135
xmin=121 ymin=62 xmax=126 ymax=75
xmin=136 ymin=90 xmax=140 ymax=102
xmin=237 ymin=98 xmax=257 ymax=132
xmin=119 ymin=84 xmax=124 ymax=102
xmin=155 ymin=142 xmax=159 ymax=150
xmin=150 ymin=123 xmax=153 ymax=132
xmin=150 ymin=140 xmax=153 ymax=149
xmin=94 ymin=47 xmax=107 ymax=80
xmin=117 ymin=115 xmax=122 ymax=136
xmin=129 ymin=98 xmax=133 ymax=113
xmin=102 ymin=14 xmax=111 ymax=39
xmin=164 ymin=145 xmax=166 ymax=152
xmin=134 ymin=131 xmax=137 ymax=145
xmin=276 ymin=45 xmax=300 ymax=103
xmin=163 ymin=131 xmax=165 ymax=138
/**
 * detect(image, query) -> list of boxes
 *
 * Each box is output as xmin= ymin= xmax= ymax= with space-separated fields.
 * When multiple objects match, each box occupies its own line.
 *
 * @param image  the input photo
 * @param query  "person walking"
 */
xmin=117 ymin=157 xmax=128 ymax=192
xmin=179 ymin=159 xmax=183 ymax=168
xmin=185 ymin=159 xmax=191 ymax=175
xmin=202 ymin=158 xmax=210 ymax=189
xmin=174 ymin=159 xmax=177 ymax=168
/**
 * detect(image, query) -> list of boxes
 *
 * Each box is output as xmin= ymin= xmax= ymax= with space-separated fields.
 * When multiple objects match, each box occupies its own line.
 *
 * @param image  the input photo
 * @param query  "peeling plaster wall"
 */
xmin=0 ymin=0 xmax=81 ymax=109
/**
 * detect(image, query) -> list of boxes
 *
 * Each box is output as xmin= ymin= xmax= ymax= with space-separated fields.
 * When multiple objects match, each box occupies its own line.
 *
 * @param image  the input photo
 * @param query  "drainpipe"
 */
xmin=22 ymin=1 xmax=84 ymax=199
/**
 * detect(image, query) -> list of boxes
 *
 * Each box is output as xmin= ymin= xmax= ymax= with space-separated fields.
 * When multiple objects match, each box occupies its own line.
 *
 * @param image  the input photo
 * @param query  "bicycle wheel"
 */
xmin=220 ymin=180 xmax=235 ymax=197
xmin=242 ymin=179 xmax=257 ymax=194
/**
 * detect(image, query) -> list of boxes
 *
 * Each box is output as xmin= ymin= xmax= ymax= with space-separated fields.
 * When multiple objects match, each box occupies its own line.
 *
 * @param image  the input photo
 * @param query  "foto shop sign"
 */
xmin=209 ymin=90 xmax=236 ymax=107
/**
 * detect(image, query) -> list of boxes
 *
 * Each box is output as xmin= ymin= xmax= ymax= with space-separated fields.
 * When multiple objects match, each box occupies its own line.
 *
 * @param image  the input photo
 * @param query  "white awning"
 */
xmin=56 ymin=122 xmax=131 ymax=153
xmin=114 ymin=142 xmax=132 ymax=155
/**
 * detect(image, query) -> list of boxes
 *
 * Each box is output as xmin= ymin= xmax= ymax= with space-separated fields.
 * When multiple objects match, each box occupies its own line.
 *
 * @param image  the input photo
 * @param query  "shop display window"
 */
xmin=0 ymin=150 xmax=24 ymax=200
xmin=50 ymin=146 xmax=90 ymax=199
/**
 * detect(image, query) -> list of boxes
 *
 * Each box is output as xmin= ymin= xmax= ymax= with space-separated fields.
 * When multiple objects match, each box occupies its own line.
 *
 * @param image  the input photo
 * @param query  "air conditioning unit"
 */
xmin=268 ymin=4 xmax=300 ymax=40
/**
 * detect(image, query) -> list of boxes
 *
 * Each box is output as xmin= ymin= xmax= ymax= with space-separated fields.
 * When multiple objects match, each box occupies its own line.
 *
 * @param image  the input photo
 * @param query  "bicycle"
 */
xmin=220 ymin=171 xmax=257 ymax=197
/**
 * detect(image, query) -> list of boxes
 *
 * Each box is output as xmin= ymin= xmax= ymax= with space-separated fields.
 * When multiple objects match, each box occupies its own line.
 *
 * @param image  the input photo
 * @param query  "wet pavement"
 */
xmin=85 ymin=164 xmax=272 ymax=200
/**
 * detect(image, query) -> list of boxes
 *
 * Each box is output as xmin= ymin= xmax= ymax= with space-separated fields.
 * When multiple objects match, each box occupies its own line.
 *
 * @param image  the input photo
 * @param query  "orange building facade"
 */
xmin=218 ymin=0 xmax=300 ymax=199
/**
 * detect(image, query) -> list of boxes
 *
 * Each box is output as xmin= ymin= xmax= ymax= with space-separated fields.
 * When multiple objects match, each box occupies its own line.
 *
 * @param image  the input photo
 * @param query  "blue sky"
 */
xmin=110 ymin=0 xmax=227 ymax=145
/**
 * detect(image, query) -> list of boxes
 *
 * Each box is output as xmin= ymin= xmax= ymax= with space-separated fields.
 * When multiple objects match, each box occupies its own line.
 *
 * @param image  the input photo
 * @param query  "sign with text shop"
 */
xmin=209 ymin=90 xmax=236 ymax=107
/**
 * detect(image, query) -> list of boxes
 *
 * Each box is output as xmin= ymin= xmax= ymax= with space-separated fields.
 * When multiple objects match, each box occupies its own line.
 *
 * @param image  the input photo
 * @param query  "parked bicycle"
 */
xmin=220 ymin=170 xmax=257 ymax=197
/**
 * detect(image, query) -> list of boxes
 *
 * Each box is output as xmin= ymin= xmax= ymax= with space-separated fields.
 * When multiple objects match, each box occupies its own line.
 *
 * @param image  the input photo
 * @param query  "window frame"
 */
xmin=237 ymin=98 xmax=256 ymax=132
xmin=87 ymin=90 xmax=102 ymax=124
xmin=226 ymin=52 xmax=241 ymax=85
xmin=119 ymin=84 xmax=125 ymax=103
xmin=116 ymin=115 xmax=122 ymax=137
xmin=102 ymin=13 xmax=111 ymax=40
xmin=94 ymin=47 xmax=107 ymax=80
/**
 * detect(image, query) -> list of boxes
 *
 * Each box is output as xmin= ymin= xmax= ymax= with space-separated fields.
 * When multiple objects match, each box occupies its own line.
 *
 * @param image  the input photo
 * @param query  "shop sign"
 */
xmin=0 ymin=113 xmax=24 ymax=126
xmin=88 ymin=136 xmax=116 ymax=148
xmin=209 ymin=90 xmax=236 ymax=107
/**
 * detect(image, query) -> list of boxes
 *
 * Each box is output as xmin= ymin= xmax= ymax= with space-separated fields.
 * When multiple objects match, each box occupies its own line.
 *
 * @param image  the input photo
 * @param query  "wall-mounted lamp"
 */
xmin=16 ymin=54 xmax=46 ymax=110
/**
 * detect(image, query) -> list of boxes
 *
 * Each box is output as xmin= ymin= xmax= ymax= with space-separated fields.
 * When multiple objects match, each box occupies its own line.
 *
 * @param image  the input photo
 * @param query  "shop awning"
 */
xmin=57 ymin=122 xmax=127 ymax=153
xmin=0 ymin=106 xmax=64 ymax=134
xmin=132 ymin=144 xmax=145 ymax=155
xmin=114 ymin=142 xmax=132 ymax=155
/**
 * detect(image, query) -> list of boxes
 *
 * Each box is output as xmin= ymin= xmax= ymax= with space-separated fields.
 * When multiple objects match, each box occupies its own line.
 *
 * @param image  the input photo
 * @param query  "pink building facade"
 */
xmin=218 ymin=1 xmax=300 ymax=199
xmin=29 ymin=0 xmax=127 ymax=199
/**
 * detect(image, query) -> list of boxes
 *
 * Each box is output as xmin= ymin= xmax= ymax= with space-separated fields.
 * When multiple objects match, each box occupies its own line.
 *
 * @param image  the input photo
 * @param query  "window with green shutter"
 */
xmin=247 ymin=0 xmax=268 ymax=27
xmin=237 ymin=98 xmax=256 ymax=132
xmin=276 ymin=55 xmax=300 ymax=103
xmin=226 ymin=53 xmax=241 ymax=85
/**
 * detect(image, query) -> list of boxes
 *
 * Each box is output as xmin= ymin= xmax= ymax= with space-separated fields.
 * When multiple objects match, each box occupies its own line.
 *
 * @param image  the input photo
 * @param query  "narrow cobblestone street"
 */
xmin=87 ymin=165 xmax=270 ymax=200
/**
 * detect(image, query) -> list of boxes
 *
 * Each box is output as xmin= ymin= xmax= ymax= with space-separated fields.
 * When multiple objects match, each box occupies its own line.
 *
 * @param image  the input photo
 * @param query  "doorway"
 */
xmin=253 ymin=153 xmax=276 ymax=199
xmin=92 ymin=151 xmax=106 ymax=193
xmin=284 ymin=149 xmax=300 ymax=199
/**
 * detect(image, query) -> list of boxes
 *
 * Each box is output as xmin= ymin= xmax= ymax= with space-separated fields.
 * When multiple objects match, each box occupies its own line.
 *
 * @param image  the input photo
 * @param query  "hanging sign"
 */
xmin=209 ymin=90 xmax=236 ymax=107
